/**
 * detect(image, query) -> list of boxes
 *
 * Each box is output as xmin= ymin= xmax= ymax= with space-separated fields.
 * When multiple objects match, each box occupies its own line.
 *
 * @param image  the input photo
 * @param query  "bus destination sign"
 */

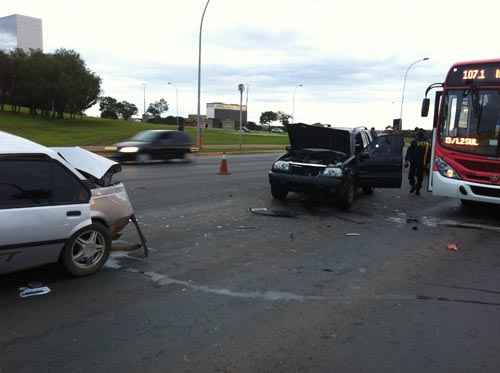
xmin=446 ymin=64 xmax=500 ymax=86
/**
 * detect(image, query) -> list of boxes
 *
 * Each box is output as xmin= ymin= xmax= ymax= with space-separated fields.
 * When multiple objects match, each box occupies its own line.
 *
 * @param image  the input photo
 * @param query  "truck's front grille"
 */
xmin=290 ymin=164 xmax=324 ymax=177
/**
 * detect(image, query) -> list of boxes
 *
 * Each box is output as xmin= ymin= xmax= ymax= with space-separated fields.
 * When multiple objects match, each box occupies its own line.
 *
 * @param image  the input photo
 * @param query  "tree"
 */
xmin=277 ymin=111 xmax=292 ymax=126
xmin=117 ymin=101 xmax=138 ymax=120
xmin=147 ymin=98 xmax=169 ymax=118
xmin=259 ymin=111 xmax=278 ymax=125
xmin=99 ymin=96 xmax=119 ymax=119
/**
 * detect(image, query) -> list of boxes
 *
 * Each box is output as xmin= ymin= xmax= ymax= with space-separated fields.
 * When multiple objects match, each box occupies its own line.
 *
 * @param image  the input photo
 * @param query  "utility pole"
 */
xmin=197 ymin=0 xmax=211 ymax=149
xmin=238 ymin=83 xmax=245 ymax=151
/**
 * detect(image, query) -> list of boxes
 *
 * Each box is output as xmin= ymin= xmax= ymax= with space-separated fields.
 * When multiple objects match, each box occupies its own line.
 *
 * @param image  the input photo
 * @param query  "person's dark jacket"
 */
xmin=405 ymin=134 xmax=430 ymax=167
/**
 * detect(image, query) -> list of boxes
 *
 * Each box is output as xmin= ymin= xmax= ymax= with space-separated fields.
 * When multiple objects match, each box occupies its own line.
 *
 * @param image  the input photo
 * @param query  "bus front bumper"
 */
xmin=432 ymin=171 xmax=500 ymax=205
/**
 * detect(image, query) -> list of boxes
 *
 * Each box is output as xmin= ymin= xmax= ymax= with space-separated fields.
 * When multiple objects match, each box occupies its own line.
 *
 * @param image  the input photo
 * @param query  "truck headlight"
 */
xmin=323 ymin=167 xmax=343 ymax=177
xmin=119 ymin=147 xmax=139 ymax=153
xmin=435 ymin=157 xmax=461 ymax=179
xmin=272 ymin=161 xmax=290 ymax=172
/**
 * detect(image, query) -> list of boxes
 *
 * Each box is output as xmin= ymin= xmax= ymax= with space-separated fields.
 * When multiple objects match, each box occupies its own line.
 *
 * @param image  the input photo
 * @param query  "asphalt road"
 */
xmin=2 ymin=153 xmax=500 ymax=373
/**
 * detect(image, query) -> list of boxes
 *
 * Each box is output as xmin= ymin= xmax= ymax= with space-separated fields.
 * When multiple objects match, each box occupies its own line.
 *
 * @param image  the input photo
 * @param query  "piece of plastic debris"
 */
xmin=249 ymin=208 xmax=296 ymax=218
xmin=447 ymin=243 xmax=459 ymax=251
xmin=412 ymin=226 xmax=418 ymax=231
xmin=406 ymin=218 xmax=419 ymax=224
xmin=19 ymin=286 xmax=51 ymax=298
xmin=236 ymin=226 xmax=257 ymax=230
xmin=345 ymin=233 xmax=361 ymax=236
xmin=216 ymin=225 xmax=223 ymax=229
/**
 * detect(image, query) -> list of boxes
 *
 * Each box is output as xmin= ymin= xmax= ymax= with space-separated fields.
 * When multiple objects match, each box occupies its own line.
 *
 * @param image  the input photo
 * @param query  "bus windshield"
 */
xmin=441 ymin=89 xmax=500 ymax=157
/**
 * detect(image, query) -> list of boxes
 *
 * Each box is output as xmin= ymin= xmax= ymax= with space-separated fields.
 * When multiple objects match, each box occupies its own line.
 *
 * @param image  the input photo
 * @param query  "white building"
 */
xmin=0 ymin=14 xmax=43 ymax=52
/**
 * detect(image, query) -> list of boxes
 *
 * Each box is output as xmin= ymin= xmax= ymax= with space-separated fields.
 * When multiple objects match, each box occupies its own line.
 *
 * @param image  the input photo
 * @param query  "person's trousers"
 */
xmin=408 ymin=163 xmax=425 ymax=190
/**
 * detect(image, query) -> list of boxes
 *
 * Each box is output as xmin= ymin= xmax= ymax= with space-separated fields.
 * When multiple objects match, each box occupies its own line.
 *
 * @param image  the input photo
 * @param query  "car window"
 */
xmin=160 ymin=132 xmax=173 ymax=140
xmin=51 ymin=161 xmax=90 ymax=205
xmin=0 ymin=158 xmax=89 ymax=209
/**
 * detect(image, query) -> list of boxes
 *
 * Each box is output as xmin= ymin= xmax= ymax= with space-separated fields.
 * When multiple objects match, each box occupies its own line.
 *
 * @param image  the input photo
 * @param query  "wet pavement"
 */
xmin=2 ymin=153 xmax=500 ymax=372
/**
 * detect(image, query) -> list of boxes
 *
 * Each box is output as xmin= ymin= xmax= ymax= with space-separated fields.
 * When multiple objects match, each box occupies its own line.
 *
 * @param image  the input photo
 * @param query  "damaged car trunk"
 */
xmin=268 ymin=123 xmax=403 ymax=209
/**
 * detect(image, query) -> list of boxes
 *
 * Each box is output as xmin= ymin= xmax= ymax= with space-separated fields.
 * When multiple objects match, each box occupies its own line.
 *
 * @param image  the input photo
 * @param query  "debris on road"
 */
xmin=447 ymin=243 xmax=459 ymax=252
xmin=19 ymin=284 xmax=51 ymax=298
xmin=236 ymin=225 xmax=258 ymax=230
xmin=249 ymin=208 xmax=297 ymax=218
xmin=345 ymin=233 xmax=361 ymax=237
xmin=323 ymin=268 xmax=333 ymax=272
xmin=406 ymin=218 xmax=419 ymax=224
xmin=440 ymin=220 xmax=500 ymax=233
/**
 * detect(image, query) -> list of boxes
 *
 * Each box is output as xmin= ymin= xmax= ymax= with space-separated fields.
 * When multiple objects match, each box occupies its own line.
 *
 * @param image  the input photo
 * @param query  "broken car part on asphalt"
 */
xmin=249 ymin=208 xmax=297 ymax=218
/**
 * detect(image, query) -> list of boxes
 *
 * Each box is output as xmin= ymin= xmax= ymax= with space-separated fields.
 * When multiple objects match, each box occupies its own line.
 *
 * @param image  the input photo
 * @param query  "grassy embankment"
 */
xmin=0 ymin=110 xmax=289 ymax=152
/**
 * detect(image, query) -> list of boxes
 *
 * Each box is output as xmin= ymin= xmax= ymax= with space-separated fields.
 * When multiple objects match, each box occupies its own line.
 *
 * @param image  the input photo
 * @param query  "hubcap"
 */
xmin=71 ymin=230 xmax=106 ymax=269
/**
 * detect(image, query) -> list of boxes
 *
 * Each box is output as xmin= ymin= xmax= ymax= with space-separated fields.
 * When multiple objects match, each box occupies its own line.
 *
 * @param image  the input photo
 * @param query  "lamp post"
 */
xmin=292 ymin=83 xmax=303 ymax=124
xmin=142 ymin=83 xmax=147 ymax=119
xmin=168 ymin=82 xmax=181 ymax=131
xmin=196 ymin=0 xmax=211 ymax=149
xmin=399 ymin=57 xmax=429 ymax=129
xmin=245 ymin=83 xmax=250 ymax=128
xmin=238 ymin=83 xmax=245 ymax=150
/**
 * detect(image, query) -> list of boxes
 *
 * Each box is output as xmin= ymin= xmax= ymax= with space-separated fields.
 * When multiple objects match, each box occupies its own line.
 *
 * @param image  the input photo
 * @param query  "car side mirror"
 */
xmin=360 ymin=152 xmax=370 ymax=160
xmin=421 ymin=98 xmax=430 ymax=117
xmin=355 ymin=144 xmax=363 ymax=154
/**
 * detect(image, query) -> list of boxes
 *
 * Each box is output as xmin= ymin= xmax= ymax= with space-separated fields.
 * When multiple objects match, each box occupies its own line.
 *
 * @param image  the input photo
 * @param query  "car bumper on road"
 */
xmin=432 ymin=171 xmax=500 ymax=205
xmin=269 ymin=171 xmax=342 ymax=193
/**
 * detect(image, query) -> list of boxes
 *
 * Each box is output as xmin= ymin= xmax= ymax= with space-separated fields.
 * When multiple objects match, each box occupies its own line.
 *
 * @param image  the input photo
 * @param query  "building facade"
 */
xmin=0 ymin=14 xmax=43 ymax=52
xmin=207 ymin=103 xmax=247 ymax=130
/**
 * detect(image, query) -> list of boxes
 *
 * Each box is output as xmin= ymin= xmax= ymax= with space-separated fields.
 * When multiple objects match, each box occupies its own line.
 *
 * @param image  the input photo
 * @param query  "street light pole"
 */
xmin=238 ymin=83 xmax=245 ymax=151
xmin=197 ymin=0 xmax=211 ymax=149
xmin=142 ymin=83 xmax=146 ymax=119
xmin=168 ymin=82 xmax=181 ymax=131
xmin=292 ymin=84 xmax=303 ymax=124
xmin=245 ymin=83 xmax=250 ymax=127
xmin=399 ymin=57 xmax=429 ymax=129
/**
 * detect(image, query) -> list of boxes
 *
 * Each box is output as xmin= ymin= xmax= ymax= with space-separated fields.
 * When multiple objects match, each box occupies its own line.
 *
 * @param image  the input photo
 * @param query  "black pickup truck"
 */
xmin=268 ymin=123 xmax=404 ymax=209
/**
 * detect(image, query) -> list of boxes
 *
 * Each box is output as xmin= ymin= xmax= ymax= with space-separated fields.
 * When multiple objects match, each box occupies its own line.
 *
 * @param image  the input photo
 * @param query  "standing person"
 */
xmin=370 ymin=127 xmax=377 ymax=139
xmin=405 ymin=128 xmax=430 ymax=195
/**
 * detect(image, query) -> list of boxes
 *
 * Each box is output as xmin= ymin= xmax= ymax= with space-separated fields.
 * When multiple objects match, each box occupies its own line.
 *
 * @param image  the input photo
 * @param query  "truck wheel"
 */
xmin=362 ymin=186 xmax=374 ymax=195
xmin=338 ymin=179 xmax=355 ymax=210
xmin=61 ymin=223 xmax=111 ymax=277
xmin=271 ymin=184 xmax=288 ymax=200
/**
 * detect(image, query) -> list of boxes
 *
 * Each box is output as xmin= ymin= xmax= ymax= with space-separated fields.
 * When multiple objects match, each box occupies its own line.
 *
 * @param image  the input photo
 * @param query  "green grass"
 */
xmin=0 ymin=111 xmax=289 ymax=147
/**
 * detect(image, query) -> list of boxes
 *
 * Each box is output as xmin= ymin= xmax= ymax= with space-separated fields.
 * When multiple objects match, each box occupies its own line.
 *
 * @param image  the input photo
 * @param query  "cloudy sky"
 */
xmin=4 ymin=0 xmax=500 ymax=128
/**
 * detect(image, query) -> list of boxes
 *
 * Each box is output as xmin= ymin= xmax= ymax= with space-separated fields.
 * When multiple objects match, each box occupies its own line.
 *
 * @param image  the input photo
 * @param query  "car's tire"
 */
xmin=338 ymin=178 xmax=355 ymax=210
xmin=136 ymin=153 xmax=151 ymax=163
xmin=61 ymin=223 xmax=111 ymax=277
xmin=362 ymin=186 xmax=374 ymax=195
xmin=271 ymin=183 xmax=288 ymax=200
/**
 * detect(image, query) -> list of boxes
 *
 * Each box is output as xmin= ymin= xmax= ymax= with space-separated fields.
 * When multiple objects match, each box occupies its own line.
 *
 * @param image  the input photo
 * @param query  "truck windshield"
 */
xmin=441 ymin=89 xmax=500 ymax=156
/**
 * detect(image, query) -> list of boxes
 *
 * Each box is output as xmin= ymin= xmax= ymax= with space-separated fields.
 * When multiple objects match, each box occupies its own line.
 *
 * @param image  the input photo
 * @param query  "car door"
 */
xmin=357 ymin=134 xmax=404 ymax=188
xmin=0 ymin=155 xmax=92 ymax=274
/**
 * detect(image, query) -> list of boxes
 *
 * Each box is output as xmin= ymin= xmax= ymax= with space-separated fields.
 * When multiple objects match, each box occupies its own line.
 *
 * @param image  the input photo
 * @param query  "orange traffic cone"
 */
xmin=218 ymin=153 xmax=230 ymax=175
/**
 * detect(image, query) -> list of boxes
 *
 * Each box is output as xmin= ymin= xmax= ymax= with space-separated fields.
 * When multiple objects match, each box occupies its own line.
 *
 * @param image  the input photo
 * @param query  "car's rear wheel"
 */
xmin=338 ymin=178 xmax=355 ymax=210
xmin=136 ymin=153 xmax=151 ymax=163
xmin=271 ymin=183 xmax=288 ymax=200
xmin=362 ymin=186 xmax=374 ymax=195
xmin=61 ymin=223 xmax=111 ymax=277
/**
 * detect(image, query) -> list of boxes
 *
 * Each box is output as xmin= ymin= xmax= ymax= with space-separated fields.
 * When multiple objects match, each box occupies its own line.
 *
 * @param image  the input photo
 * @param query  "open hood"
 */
xmin=52 ymin=147 xmax=121 ymax=181
xmin=286 ymin=123 xmax=351 ymax=155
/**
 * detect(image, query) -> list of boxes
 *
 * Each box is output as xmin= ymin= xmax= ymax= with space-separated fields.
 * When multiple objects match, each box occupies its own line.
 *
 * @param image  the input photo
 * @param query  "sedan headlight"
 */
xmin=435 ymin=157 xmax=461 ymax=179
xmin=322 ymin=167 xmax=343 ymax=177
xmin=272 ymin=160 xmax=290 ymax=172
xmin=119 ymin=146 xmax=139 ymax=153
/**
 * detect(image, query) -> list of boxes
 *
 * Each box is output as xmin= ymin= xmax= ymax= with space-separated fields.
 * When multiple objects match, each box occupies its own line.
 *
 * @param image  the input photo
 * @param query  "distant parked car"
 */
xmin=0 ymin=132 xmax=136 ymax=276
xmin=111 ymin=130 xmax=192 ymax=163
xmin=271 ymin=127 xmax=285 ymax=134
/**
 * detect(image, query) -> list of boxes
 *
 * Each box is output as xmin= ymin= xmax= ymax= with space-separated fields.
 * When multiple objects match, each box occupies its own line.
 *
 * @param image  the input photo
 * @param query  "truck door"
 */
xmin=357 ymin=134 xmax=404 ymax=188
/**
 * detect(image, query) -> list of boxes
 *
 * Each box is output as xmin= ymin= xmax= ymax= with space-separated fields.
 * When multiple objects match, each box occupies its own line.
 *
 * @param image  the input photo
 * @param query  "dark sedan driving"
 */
xmin=110 ymin=130 xmax=192 ymax=163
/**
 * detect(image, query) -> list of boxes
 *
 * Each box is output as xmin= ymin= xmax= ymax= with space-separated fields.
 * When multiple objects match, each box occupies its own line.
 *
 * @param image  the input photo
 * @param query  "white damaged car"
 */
xmin=0 ymin=131 xmax=136 ymax=276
